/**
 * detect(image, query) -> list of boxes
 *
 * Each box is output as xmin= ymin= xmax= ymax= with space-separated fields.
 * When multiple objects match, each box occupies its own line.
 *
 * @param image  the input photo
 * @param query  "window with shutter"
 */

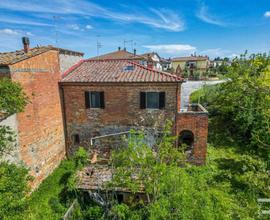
xmin=140 ymin=91 xmax=165 ymax=109
xmin=146 ymin=92 xmax=159 ymax=109
xmin=85 ymin=91 xmax=105 ymax=108
xmin=140 ymin=92 xmax=146 ymax=109
xmin=85 ymin=91 xmax=90 ymax=108
xmin=159 ymin=92 xmax=165 ymax=109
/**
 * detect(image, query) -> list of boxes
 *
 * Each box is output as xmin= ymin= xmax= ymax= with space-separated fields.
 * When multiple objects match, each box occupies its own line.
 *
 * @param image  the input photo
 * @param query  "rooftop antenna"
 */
xmin=123 ymin=40 xmax=133 ymax=51
xmin=96 ymin=35 xmax=103 ymax=59
xmin=53 ymin=16 xmax=61 ymax=46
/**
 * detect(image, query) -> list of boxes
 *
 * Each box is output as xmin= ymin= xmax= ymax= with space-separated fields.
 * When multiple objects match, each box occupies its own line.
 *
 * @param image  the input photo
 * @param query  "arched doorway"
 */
xmin=178 ymin=130 xmax=194 ymax=156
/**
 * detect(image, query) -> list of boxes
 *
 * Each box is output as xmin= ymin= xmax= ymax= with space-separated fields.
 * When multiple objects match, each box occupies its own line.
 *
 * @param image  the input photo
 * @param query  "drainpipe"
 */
xmin=60 ymin=85 xmax=69 ymax=158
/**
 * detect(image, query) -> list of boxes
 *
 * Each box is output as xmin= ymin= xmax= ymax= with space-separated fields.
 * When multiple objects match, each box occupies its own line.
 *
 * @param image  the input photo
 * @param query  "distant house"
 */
xmin=0 ymin=37 xmax=84 ymax=189
xmin=211 ymin=57 xmax=231 ymax=68
xmin=160 ymin=58 xmax=172 ymax=71
xmin=172 ymin=55 xmax=210 ymax=78
xmin=90 ymin=49 xmax=166 ymax=71
xmin=140 ymin=52 xmax=162 ymax=71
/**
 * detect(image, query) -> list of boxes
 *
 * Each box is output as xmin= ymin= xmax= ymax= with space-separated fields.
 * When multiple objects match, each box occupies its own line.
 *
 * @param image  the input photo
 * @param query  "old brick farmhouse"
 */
xmin=60 ymin=59 xmax=208 ymax=164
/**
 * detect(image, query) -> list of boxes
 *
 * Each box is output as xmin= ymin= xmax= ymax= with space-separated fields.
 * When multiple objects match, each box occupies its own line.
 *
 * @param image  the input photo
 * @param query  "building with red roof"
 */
xmin=60 ymin=59 xmax=208 ymax=164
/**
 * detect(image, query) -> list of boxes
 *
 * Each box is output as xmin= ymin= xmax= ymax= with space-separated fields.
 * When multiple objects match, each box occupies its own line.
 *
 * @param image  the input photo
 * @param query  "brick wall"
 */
xmin=10 ymin=50 xmax=65 ymax=189
xmin=176 ymin=111 xmax=208 ymax=164
xmin=59 ymin=53 xmax=83 ymax=74
xmin=61 ymin=83 xmax=179 ymax=154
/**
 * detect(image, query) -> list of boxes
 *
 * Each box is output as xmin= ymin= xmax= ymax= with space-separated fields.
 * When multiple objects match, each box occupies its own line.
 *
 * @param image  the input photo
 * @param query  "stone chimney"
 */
xmin=22 ymin=37 xmax=30 ymax=53
xmin=118 ymin=46 xmax=121 ymax=51
xmin=133 ymin=49 xmax=136 ymax=56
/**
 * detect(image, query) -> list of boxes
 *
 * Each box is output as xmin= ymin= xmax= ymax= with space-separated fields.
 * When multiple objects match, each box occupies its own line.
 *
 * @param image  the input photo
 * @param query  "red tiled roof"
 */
xmin=61 ymin=59 xmax=182 ymax=83
xmin=89 ymin=50 xmax=144 ymax=60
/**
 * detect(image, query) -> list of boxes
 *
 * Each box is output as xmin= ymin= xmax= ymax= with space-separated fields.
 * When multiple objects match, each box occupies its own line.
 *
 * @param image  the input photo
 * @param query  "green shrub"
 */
xmin=84 ymin=206 xmax=104 ymax=219
xmin=73 ymin=147 xmax=89 ymax=169
xmin=193 ymin=72 xmax=200 ymax=80
xmin=0 ymin=162 xmax=31 ymax=220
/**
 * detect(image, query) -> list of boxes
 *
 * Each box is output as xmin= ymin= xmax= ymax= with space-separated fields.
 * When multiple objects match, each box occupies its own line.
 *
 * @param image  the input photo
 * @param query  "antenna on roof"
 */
xmin=123 ymin=40 xmax=133 ymax=52
xmin=96 ymin=35 xmax=103 ymax=59
xmin=53 ymin=16 xmax=61 ymax=46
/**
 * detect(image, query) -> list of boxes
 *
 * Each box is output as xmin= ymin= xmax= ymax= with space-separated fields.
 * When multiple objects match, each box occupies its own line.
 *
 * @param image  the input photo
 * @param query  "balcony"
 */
xmin=179 ymin=103 xmax=208 ymax=114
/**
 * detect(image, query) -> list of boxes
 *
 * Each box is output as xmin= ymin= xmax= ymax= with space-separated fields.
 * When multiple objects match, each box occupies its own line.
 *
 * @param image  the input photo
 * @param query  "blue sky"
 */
xmin=0 ymin=0 xmax=270 ymax=59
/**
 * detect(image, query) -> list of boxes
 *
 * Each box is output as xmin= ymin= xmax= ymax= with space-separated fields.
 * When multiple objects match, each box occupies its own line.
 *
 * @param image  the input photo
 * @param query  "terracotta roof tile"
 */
xmin=61 ymin=59 xmax=183 ymax=83
xmin=89 ymin=50 xmax=144 ymax=60
xmin=0 ymin=46 xmax=83 ymax=65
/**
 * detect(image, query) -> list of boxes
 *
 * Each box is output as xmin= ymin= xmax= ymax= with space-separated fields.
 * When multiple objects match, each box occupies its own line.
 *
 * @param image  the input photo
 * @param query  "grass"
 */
xmin=27 ymin=160 xmax=76 ymax=220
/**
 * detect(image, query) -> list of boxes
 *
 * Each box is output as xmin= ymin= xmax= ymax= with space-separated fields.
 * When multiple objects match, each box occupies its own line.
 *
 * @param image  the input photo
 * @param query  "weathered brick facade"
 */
xmin=61 ymin=81 xmax=208 ymax=163
xmin=1 ymin=50 xmax=66 ymax=188
xmin=61 ymin=83 xmax=179 ymax=153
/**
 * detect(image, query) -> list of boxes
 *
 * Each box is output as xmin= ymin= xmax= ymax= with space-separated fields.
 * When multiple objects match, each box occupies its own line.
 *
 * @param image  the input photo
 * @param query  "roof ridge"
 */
xmin=127 ymin=61 xmax=183 ymax=81
xmin=61 ymin=59 xmax=85 ymax=78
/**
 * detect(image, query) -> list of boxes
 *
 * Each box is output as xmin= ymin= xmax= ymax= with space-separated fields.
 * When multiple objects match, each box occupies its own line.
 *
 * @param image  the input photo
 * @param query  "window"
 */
xmin=85 ymin=91 xmax=105 ymax=109
xmin=146 ymin=92 xmax=159 ymax=108
xmin=140 ymin=92 xmax=165 ymax=109
xmin=123 ymin=65 xmax=134 ymax=71
xmin=72 ymin=134 xmax=80 ymax=145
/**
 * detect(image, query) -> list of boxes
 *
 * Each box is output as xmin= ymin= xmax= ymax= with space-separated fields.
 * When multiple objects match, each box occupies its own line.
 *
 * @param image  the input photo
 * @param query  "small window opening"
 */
xmin=116 ymin=194 xmax=124 ymax=203
xmin=178 ymin=130 xmax=194 ymax=153
xmin=123 ymin=65 xmax=134 ymax=71
xmin=72 ymin=134 xmax=80 ymax=145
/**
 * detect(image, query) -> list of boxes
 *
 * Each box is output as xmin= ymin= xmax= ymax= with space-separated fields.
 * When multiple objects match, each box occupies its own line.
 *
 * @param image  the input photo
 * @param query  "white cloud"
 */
xmin=143 ymin=44 xmax=196 ymax=54
xmin=0 ymin=28 xmax=19 ymax=35
xmin=0 ymin=0 xmax=184 ymax=31
xmin=85 ymin=24 xmax=93 ymax=29
xmin=199 ymin=48 xmax=239 ymax=59
xmin=70 ymin=24 xmax=80 ymax=30
xmin=0 ymin=15 xmax=53 ymax=27
xmin=196 ymin=5 xmax=226 ymax=26
xmin=26 ymin=31 xmax=34 ymax=36
xmin=264 ymin=11 xmax=270 ymax=17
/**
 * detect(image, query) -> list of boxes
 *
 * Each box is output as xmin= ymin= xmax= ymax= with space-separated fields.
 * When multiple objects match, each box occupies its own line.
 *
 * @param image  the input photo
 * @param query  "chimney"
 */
xmin=118 ymin=46 xmax=121 ymax=51
xmin=123 ymin=47 xmax=126 ymax=51
xmin=133 ymin=49 xmax=136 ymax=56
xmin=22 ymin=37 xmax=30 ymax=53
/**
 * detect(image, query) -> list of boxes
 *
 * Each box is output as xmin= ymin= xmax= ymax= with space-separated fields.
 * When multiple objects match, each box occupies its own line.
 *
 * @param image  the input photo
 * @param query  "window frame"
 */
xmin=86 ymin=91 xmax=105 ymax=109
xmin=90 ymin=91 xmax=101 ymax=108
xmin=145 ymin=92 xmax=160 ymax=109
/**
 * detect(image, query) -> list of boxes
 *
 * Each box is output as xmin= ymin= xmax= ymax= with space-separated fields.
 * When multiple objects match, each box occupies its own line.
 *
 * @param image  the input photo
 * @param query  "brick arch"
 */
xmin=178 ymin=130 xmax=194 ymax=148
xmin=175 ymin=110 xmax=208 ymax=164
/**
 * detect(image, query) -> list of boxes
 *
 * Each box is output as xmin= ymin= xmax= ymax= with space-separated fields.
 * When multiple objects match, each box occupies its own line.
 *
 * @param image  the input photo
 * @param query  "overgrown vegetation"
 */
xmin=75 ymin=53 xmax=270 ymax=219
xmin=0 ymin=77 xmax=30 ymax=220
xmin=191 ymin=53 xmax=270 ymax=158
xmin=0 ymin=77 xmax=28 ymax=156
xmin=26 ymin=147 xmax=88 ymax=219
xmin=1 ymin=53 xmax=269 ymax=219
xmin=27 ymin=160 xmax=77 ymax=219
